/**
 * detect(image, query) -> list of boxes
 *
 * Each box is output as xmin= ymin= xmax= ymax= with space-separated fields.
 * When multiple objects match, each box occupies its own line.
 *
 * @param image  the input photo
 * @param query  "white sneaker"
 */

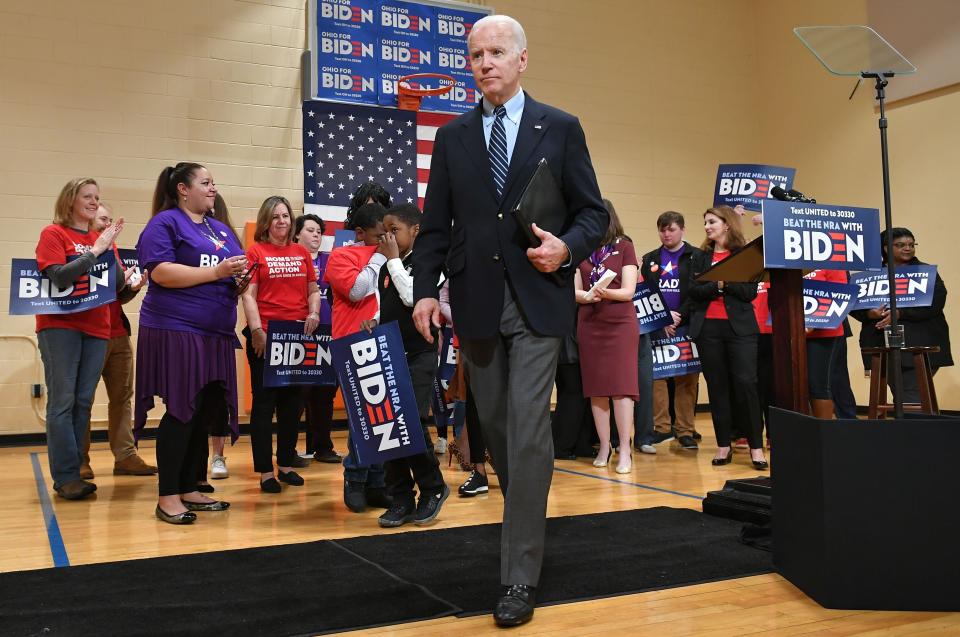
xmin=639 ymin=444 xmax=657 ymax=455
xmin=211 ymin=455 xmax=229 ymax=479
xmin=434 ymin=438 xmax=448 ymax=455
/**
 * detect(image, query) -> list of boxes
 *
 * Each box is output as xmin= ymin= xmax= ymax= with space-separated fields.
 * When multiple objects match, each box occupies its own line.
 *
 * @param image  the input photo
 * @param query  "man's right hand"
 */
xmin=412 ymin=298 xmax=441 ymax=344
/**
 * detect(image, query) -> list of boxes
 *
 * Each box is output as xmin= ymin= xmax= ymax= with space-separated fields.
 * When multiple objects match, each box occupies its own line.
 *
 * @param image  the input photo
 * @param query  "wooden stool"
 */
xmin=862 ymin=346 xmax=940 ymax=418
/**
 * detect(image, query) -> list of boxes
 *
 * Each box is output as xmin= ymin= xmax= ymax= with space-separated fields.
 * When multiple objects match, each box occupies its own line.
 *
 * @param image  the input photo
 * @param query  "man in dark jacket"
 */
xmin=639 ymin=212 xmax=704 ymax=451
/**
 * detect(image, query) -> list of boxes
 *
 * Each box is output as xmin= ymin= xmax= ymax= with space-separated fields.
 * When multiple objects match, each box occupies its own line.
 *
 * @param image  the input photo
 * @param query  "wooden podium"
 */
xmin=695 ymin=236 xmax=810 ymax=414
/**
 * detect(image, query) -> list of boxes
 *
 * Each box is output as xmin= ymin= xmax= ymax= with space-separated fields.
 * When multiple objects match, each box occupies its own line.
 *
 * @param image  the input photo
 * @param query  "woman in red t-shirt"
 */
xmin=35 ymin=178 xmax=125 ymax=500
xmin=240 ymin=196 xmax=321 ymax=493
xmin=687 ymin=206 xmax=768 ymax=470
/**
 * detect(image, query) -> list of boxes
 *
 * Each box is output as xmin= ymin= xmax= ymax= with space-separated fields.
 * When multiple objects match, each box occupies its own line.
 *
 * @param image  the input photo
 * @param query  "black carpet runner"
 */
xmin=0 ymin=507 xmax=771 ymax=636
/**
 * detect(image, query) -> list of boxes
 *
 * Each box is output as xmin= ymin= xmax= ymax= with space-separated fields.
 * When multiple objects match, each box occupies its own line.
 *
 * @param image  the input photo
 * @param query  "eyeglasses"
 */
xmin=892 ymin=242 xmax=916 ymax=249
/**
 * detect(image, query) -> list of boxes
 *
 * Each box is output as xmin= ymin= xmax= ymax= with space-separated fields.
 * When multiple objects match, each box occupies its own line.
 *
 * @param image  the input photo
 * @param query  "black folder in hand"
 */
xmin=512 ymin=158 xmax=568 ymax=283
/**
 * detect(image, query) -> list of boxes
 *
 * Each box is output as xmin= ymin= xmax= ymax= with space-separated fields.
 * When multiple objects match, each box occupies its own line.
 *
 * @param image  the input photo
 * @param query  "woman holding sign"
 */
xmin=241 ymin=196 xmax=322 ymax=493
xmin=688 ymin=206 xmax=768 ymax=470
xmin=574 ymin=202 xmax=640 ymax=475
xmin=36 ymin=177 xmax=125 ymax=500
xmin=137 ymin=163 xmax=248 ymax=524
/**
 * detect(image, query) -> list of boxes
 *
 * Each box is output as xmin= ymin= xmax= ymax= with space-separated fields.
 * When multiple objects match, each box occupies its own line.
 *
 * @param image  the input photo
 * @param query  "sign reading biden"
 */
xmin=9 ymin=252 xmax=117 ymax=315
xmin=714 ymin=164 xmax=796 ymax=212
xmin=761 ymin=200 xmax=882 ymax=271
xmin=651 ymin=327 xmax=701 ymax=380
xmin=850 ymin=265 xmax=937 ymax=311
xmin=264 ymin=321 xmax=336 ymax=388
xmin=633 ymin=282 xmax=674 ymax=335
xmin=330 ymin=321 xmax=427 ymax=464
xmin=801 ymin=279 xmax=857 ymax=330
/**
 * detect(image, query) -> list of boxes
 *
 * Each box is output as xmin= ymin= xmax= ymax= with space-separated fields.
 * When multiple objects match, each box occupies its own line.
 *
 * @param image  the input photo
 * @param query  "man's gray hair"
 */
xmin=468 ymin=14 xmax=527 ymax=53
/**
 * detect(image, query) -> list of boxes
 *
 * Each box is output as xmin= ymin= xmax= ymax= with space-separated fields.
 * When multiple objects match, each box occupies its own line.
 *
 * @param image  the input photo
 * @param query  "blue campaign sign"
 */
xmin=651 ymin=327 xmax=701 ymax=380
xmin=330 ymin=320 xmax=428 ymax=464
xmin=430 ymin=327 xmax=457 ymax=426
xmin=264 ymin=321 xmax=336 ymax=388
xmin=850 ymin=265 xmax=938 ymax=310
xmin=761 ymin=200 xmax=882 ymax=272
xmin=801 ymin=279 xmax=857 ymax=330
xmin=633 ymin=282 xmax=674 ymax=335
xmin=333 ymin=229 xmax=360 ymax=248
xmin=9 ymin=251 xmax=117 ymax=316
xmin=714 ymin=164 xmax=796 ymax=212
xmin=117 ymin=248 xmax=139 ymax=271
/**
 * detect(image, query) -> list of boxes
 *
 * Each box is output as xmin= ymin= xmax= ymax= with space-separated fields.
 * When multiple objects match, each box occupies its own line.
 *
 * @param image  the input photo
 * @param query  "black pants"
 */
xmin=696 ymin=320 xmax=763 ymax=449
xmin=550 ymin=362 xmax=593 ymax=456
xmin=246 ymin=334 xmax=303 ymax=473
xmin=830 ymin=337 xmax=858 ymax=418
xmin=158 ymin=383 xmax=225 ymax=496
xmin=302 ymin=384 xmax=337 ymax=454
xmin=892 ymin=364 xmax=940 ymax=405
xmin=384 ymin=350 xmax=445 ymax=504
xmin=464 ymin=386 xmax=488 ymax=464
xmin=756 ymin=333 xmax=775 ymax=431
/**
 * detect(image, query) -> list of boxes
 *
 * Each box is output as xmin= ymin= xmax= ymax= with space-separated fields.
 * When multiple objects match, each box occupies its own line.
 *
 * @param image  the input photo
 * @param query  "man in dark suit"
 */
xmin=411 ymin=14 xmax=607 ymax=628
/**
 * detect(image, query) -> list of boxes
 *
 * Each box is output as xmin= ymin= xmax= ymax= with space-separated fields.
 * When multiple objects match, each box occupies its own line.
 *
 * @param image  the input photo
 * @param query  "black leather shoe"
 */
xmin=260 ymin=477 xmax=282 ymax=493
xmin=313 ymin=449 xmax=343 ymax=463
xmin=182 ymin=499 xmax=230 ymax=511
xmin=752 ymin=459 xmax=769 ymax=470
xmin=553 ymin=451 xmax=577 ymax=460
xmin=277 ymin=470 xmax=304 ymax=486
xmin=494 ymin=584 xmax=536 ymax=627
xmin=711 ymin=455 xmax=732 ymax=466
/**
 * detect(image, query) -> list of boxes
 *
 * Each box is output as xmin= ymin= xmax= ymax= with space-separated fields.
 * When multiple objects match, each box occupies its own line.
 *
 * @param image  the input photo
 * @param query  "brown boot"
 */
xmin=79 ymin=463 xmax=94 ymax=479
xmin=113 ymin=455 xmax=158 ymax=475
xmin=55 ymin=479 xmax=97 ymax=500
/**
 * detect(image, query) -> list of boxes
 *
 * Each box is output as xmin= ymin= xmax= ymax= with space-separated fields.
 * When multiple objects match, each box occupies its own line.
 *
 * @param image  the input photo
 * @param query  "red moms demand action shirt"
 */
xmin=246 ymin=241 xmax=317 ymax=331
xmin=35 ymin=224 xmax=112 ymax=339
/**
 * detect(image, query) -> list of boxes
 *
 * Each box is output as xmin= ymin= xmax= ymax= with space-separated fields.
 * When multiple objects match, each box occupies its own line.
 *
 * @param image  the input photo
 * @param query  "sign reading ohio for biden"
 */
xmin=714 ymin=164 xmax=795 ymax=212
xmin=264 ymin=321 xmax=336 ymax=388
xmin=9 ymin=251 xmax=117 ymax=315
xmin=633 ymin=282 xmax=674 ymax=335
xmin=801 ymin=280 xmax=857 ymax=330
xmin=850 ymin=265 xmax=937 ymax=310
xmin=651 ymin=327 xmax=701 ymax=380
xmin=331 ymin=321 xmax=427 ymax=464
xmin=761 ymin=200 xmax=882 ymax=271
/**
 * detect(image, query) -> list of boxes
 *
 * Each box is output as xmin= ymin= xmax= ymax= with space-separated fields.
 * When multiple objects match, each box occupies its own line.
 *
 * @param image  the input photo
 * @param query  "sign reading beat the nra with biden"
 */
xmin=800 ymin=279 xmax=858 ymax=329
xmin=9 ymin=251 xmax=117 ymax=315
xmin=264 ymin=321 xmax=336 ymax=388
xmin=850 ymin=265 xmax=937 ymax=310
xmin=713 ymin=164 xmax=796 ymax=212
xmin=761 ymin=200 xmax=882 ymax=271
xmin=651 ymin=327 xmax=701 ymax=380
xmin=330 ymin=320 xmax=427 ymax=464
xmin=632 ymin=282 xmax=674 ymax=335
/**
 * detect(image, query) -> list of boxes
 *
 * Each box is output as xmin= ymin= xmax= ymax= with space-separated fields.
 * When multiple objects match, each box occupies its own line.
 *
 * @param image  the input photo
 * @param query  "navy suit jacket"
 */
xmin=412 ymin=93 xmax=608 ymax=339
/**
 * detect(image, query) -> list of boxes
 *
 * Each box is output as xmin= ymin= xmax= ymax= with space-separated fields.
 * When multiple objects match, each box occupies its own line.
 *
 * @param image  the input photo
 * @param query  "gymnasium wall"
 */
xmin=0 ymin=0 xmax=955 ymax=436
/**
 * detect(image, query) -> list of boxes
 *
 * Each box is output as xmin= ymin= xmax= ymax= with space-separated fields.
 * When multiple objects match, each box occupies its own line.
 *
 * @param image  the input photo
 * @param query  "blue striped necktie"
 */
xmin=488 ymin=105 xmax=508 ymax=200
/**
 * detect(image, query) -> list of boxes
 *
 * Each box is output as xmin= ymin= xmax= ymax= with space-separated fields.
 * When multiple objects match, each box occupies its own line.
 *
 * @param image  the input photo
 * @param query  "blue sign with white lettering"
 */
xmin=264 ymin=321 xmax=336 ymax=387
xmin=651 ymin=327 xmax=701 ymax=380
xmin=714 ymin=164 xmax=796 ymax=212
xmin=9 ymin=252 xmax=117 ymax=315
xmin=633 ymin=282 xmax=674 ymax=335
xmin=330 ymin=320 xmax=427 ymax=464
xmin=430 ymin=327 xmax=457 ymax=428
xmin=762 ymin=200 xmax=882 ymax=271
xmin=850 ymin=265 xmax=937 ymax=311
xmin=800 ymin=279 xmax=858 ymax=330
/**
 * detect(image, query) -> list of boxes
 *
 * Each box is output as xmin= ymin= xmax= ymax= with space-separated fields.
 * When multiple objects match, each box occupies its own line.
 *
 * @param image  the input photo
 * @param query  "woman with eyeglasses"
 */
xmin=852 ymin=228 xmax=952 ymax=404
xmin=136 ymin=163 xmax=248 ymax=524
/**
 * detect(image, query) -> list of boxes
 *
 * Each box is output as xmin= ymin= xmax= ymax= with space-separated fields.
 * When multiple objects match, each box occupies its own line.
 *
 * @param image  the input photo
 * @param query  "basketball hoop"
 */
xmin=397 ymin=73 xmax=456 ymax=111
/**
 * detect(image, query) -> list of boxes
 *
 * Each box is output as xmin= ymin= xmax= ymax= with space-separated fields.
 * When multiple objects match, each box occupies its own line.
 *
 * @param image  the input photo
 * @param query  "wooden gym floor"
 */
xmin=3 ymin=416 xmax=957 ymax=636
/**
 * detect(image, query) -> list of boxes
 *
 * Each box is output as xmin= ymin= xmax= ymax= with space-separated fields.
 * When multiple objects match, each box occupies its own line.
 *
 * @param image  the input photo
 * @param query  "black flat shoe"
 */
xmin=260 ymin=477 xmax=282 ymax=493
xmin=494 ymin=584 xmax=536 ymax=627
xmin=155 ymin=505 xmax=197 ymax=525
xmin=181 ymin=499 xmax=231 ymax=511
xmin=277 ymin=470 xmax=304 ymax=486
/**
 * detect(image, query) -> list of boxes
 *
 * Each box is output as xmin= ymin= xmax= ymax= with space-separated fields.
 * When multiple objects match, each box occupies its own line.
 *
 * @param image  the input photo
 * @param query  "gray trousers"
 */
xmin=460 ymin=286 xmax=561 ymax=587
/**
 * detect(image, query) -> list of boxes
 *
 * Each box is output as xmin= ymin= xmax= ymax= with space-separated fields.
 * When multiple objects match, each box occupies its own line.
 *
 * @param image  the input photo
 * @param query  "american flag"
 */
xmin=301 ymin=100 xmax=456 ymax=251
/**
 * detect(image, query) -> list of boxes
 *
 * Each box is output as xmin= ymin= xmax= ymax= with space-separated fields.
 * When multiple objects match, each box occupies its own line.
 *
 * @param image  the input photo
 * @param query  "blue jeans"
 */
xmin=343 ymin=436 xmax=385 ymax=487
xmin=38 ymin=329 xmax=108 ymax=489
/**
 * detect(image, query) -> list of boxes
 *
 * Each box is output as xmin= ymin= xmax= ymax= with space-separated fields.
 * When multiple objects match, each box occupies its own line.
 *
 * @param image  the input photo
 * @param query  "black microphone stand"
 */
xmin=861 ymin=71 xmax=904 ymax=419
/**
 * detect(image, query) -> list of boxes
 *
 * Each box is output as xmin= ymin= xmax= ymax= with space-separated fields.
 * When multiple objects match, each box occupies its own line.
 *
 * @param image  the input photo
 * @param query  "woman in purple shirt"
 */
xmin=136 ymin=162 xmax=249 ymax=524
